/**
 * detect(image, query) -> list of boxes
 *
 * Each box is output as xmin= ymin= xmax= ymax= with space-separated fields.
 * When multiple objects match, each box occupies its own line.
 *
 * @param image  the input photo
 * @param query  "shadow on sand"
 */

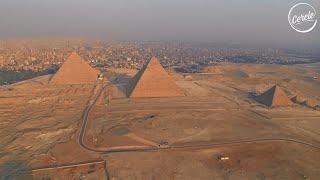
xmin=0 ymin=160 xmax=33 ymax=180
xmin=108 ymin=73 xmax=132 ymax=97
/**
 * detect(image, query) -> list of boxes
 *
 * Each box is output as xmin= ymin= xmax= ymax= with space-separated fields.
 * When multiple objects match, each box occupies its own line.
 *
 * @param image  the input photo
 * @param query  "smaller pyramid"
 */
xmin=291 ymin=95 xmax=306 ymax=104
xmin=127 ymin=57 xmax=184 ymax=98
xmin=50 ymin=52 xmax=99 ymax=85
xmin=255 ymin=85 xmax=293 ymax=107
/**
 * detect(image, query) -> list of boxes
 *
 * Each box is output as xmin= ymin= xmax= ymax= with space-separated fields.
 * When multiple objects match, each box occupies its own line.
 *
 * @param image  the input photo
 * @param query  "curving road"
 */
xmin=30 ymin=82 xmax=320 ymax=174
xmin=78 ymin=83 xmax=320 ymax=153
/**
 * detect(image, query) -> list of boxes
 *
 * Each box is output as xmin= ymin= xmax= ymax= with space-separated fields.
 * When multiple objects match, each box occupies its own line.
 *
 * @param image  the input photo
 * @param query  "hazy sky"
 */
xmin=0 ymin=0 xmax=319 ymax=48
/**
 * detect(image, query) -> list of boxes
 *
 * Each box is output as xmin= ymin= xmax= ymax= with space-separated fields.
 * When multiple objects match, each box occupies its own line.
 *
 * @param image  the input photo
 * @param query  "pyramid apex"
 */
xmin=50 ymin=52 xmax=99 ymax=85
xmin=126 ymin=57 xmax=184 ymax=98
xmin=255 ymin=85 xmax=292 ymax=107
xmin=149 ymin=56 xmax=160 ymax=65
xmin=67 ymin=52 xmax=82 ymax=60
xmin=70 ymin=51 xmax=78 ymax=55
xmin=273 ymin=84 xmax=280 ymax=88
xmin=151 ymin=56 xmax=158 ymax=61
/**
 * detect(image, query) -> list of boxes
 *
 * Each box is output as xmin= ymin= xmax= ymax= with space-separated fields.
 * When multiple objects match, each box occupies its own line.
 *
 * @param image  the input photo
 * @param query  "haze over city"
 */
xmin=0 ymin=0 xmax=319 ymax=48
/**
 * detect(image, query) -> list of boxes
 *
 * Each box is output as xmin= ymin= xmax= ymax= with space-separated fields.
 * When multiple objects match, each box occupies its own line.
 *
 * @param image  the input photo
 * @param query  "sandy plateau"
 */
xmin=0 ymin=63 xmax=320 ymax=179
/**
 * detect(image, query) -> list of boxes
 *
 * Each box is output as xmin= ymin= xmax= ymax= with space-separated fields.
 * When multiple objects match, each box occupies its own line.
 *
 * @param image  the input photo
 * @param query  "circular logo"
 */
xmin=288 ymin=3 xmax=317 ymax=33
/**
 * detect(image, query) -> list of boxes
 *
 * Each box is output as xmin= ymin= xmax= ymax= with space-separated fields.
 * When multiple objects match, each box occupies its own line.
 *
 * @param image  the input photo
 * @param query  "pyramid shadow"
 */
xmin=0 ymin=159 xmax=33 ymax=180
xmin=109 ymin=73 xmax=132 ymax=97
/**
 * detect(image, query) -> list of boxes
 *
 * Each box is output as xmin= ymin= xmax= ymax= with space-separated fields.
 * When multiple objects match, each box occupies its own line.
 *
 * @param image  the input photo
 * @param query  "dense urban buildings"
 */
xmin=0 ymin=39 xmax=319 ymax=74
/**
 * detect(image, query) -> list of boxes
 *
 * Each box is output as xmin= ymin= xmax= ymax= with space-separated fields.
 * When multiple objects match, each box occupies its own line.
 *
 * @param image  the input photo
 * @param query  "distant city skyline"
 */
xmin=0 ymin=0 xmax=319 ymax=49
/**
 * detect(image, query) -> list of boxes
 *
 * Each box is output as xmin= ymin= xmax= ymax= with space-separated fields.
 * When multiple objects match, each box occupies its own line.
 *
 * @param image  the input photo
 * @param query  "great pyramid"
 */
xmin=50 ymin=52 xmax=99 ymax=85
xmin=127 ymin=57 xmax=184 ymax=98
xmin=255 ymin=85 xmax=293 ymax=107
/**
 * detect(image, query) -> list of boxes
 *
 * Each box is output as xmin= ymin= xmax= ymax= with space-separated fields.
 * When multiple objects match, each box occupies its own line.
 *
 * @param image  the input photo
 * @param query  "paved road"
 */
xmin=78 ymin=84 xmax=320 ymax=153
xmin=31 ymin=82 xmax=320 ymax=173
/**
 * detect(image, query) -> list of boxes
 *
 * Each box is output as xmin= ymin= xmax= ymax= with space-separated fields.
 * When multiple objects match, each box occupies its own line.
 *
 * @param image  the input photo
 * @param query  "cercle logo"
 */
xmin=288 ymin=3 xmax=318 ymax=33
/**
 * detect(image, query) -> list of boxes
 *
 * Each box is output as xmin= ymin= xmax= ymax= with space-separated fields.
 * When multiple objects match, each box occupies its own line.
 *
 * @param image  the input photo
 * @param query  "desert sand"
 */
xmin=0 ymin=62 xmax=320 ymax=179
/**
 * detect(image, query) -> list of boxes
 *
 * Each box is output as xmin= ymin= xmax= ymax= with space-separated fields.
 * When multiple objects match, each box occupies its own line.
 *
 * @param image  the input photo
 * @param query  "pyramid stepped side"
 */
xmin=271 ymin=86 xmax=293 ymax=106
xmin=50 ymin=53 xmax=100 ymax=85
xmin=126 ymin=61 xmax=148 ymax=96
xmin=127 ymin=57 xmax=184 ymax=98
xmin=255 ymin=85 xmax=292 ymax=107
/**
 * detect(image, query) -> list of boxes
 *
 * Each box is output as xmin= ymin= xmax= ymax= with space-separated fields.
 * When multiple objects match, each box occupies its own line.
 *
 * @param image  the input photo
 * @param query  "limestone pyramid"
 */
xmin=127 ymin=57 xmax=184 ymax=98
xmin=50 ymin=52 xmax=99 ymax=85
xmin=255 ymin=85 xmax=293 ymax=107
